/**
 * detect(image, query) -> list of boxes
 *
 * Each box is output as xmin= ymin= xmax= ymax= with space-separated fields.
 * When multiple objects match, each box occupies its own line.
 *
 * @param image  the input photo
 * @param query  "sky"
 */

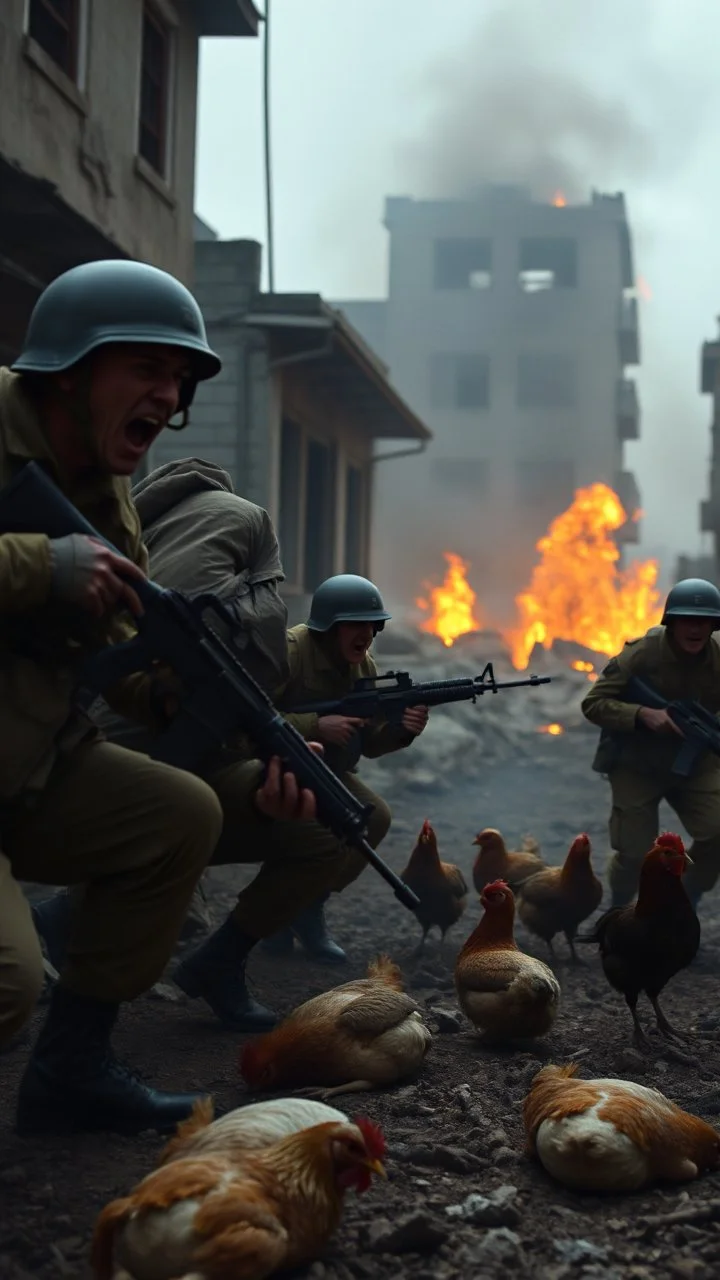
xmin=195 ymin=0 xmax=720 ymax=577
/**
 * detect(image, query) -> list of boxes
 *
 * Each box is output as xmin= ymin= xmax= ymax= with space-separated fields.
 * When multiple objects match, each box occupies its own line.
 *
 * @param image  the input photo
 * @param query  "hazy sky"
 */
xmin=195 ymin=0 xmax=720 ymax=574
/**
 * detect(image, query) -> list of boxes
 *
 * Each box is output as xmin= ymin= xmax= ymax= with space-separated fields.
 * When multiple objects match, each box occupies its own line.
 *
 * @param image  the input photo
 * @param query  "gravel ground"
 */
xmin=3 ymin=723 xmax=720 ymax=1280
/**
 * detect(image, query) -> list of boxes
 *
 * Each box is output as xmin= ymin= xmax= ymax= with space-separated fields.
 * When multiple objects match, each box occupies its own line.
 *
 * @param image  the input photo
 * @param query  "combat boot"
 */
xmin=16 ymin=985 xmax=204 ymax=1136
xmin=172 ymin=915 xmax=277 ymax=1031
xmin=259 ymin=896 xmax=347 ymax=964
xmin=31 ymin=890 xmax=72 ymax=972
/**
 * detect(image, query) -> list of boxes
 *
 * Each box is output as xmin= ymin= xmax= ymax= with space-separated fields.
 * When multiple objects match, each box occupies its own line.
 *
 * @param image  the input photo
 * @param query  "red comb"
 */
xmin=421 ymin=818 xmax=433 ymax=836
xmin=482 ymin=878 xmax=510 ymax=897
xmin=354 ymin=1115 xmax=386 ymax=1159
xmin=655 ymin=832 xmax=685 ymax=855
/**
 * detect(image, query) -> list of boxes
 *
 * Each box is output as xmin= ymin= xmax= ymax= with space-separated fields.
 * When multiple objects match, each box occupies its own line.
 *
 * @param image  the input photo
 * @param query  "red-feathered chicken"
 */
xmin=580 ymin=832 xmax=700 ymax=1049
xmin=472 ymin=827 xmax=546 ymax=896
xmin=523 ymin=1062 xmax=720 ymax=1191
xmin=91 ymin=1116 xmax=386 ymax=1280
xmin=160 ymin=1096 xmax=353 ymax=1166
xmin=454 ymin=879 xmax=560 ymax=1041
xmin=240 ymin=955 xmax=432 ymax=1100
xmin=517 ymin=833 xmax=603 ymax=960
xmin=400 ymin=818 xmax=468 ymax=948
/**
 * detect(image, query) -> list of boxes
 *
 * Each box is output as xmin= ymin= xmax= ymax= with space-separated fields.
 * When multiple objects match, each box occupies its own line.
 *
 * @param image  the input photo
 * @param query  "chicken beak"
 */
xmin=684 ymin=854 xmax=694 ymax=866
xmin=366 ymin=1158 xmax=387 ymax=1178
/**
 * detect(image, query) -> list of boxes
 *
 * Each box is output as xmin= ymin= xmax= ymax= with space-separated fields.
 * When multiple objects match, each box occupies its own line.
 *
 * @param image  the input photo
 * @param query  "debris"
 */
xmin=445 ymin=1184 xmax=520 ymax=1227
xmin=366 ymin=1212 xmax=448 ymax=1255
xmin=390 ymin=1142 xmax=489 ymax=1173
xmin=554 ymin=1238 xmax=608 ymax=1263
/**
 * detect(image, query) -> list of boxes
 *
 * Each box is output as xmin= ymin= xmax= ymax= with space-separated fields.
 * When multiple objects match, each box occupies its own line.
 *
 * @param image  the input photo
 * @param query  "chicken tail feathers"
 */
xmin=367 ymin=953 xmax=404 ymax=990
xmin=159 ymin=1095 xmax=215 ymax=1164
xmin=90 ymin=1196 xmax=134 ymax=1280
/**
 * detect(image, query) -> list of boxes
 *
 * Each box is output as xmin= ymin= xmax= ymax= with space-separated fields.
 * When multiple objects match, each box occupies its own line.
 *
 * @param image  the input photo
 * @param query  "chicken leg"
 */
xmin=626 ymin=995 xmax=653 ymax=1052
xmin=650 ymin=996 xmax=687 ymax=1043
xmin=292 ymin=1081 xmax=376 ymax=1101
xmin=564 ymin=932 xmax=584 ymax=964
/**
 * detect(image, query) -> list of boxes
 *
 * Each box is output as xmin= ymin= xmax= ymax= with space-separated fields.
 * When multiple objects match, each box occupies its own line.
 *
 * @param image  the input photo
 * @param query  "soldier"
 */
xmin=263 ymin=573 xmax=430 ymax=962
xmin=581 ymin=577 xmax=720 ymax=908
xmin=0 ymin=259 xmax=313 ymax=1134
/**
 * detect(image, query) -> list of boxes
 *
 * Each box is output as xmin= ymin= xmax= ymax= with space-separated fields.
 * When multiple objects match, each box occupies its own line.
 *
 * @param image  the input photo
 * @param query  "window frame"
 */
xmin=25 ymin=0 xmax=89 ymax=91
xmin=137 ymin=0 xmax=177 ymax=182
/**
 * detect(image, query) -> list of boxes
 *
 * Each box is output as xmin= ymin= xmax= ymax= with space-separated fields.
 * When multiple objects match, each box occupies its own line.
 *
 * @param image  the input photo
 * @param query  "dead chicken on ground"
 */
xmin=517 ymin=833 xmax=602 ymax=961
xmin=400 ymin=818 xmax=468 ymax=949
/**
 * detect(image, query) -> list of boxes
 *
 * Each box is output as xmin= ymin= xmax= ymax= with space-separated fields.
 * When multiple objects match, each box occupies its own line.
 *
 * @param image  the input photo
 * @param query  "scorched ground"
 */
xmin=3 ymin=726 xmax=720 ymax=1280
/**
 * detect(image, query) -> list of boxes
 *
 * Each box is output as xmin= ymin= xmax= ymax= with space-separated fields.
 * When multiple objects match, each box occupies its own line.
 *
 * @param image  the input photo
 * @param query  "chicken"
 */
xmin=91 ymin=1116 xmax=386 ymax=1280
xmin=580 ymin=831 xmax=700 ymax=1050
xmin=454 ymin=879 xmax=560 ymax=1041
xmin=472 ymin=827 xmax=546 ymax=896
xmin=517 ymin=833 xmax=602 ymax=960
xmin=160 ymin=1096 xmax=351 ymax=1166
xmin=400 ymin=818 xmax=468 ymax=948
xmin=523 ymin=1062 xmax=720 ymax=1192
xmin=240 ymin=954 xmax=432 ymax=1100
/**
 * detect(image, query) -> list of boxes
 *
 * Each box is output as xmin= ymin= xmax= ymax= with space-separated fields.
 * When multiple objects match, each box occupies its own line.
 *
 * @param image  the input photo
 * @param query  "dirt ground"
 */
xmin=3 ymin=723 xmax=720 ymax=1279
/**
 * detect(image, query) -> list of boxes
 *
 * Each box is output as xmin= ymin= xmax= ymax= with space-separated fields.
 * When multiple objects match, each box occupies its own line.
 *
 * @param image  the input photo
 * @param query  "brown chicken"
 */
xmin=517 ymin=833 xmax=603 ymax=960
xmin=240 ymin=955 xmax=432 ymax=1100
xmin=524 ymin=1063 xmax=720 ymax=1192
xmin=91 ymin=1115 xmax=386 ymax=1280
xmin=400 ymin=818 xmax=468 ymax=948
xmin=454 ymin=879 xmax=561 ymax=1041
xmin=580 ymin=832 xmax=700 ymax=1049
xmin=472 ymin=827 xmax=546 ymax=896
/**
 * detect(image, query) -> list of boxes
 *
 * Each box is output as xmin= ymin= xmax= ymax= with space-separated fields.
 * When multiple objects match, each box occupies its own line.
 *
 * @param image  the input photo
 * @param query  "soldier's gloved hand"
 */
xmin=637 ymin=706 xmax=683 ymax=736
xmin=253 ymin=746 xmax=324 ymax=822
xmin=49 ymin=534 xmax=145 ymax=618
xmin=317 ymin=715 xmax=368 ymax=746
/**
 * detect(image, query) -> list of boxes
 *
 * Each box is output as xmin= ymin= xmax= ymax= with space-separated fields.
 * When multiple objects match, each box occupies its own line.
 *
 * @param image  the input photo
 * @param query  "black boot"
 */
xmin=291 ymin=897 xmax=347 ymax=964
xmin=172 ymin=916 xmax=278 ymax=1032
xmin=259 ymin=927 xmax=296 ymax=957
xmin=31 ymin=890 xmax=72 ymax=973
xmin=16 ymin=985 xmax=205 ymax=1136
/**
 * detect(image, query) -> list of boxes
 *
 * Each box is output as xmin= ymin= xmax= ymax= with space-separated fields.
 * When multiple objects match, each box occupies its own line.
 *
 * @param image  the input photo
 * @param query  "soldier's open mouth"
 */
xmin=125 ymin=417 xmax=161 ymax=448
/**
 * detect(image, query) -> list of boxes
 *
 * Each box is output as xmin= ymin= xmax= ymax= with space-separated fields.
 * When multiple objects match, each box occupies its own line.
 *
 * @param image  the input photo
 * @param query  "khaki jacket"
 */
xmin=276 ymin=623 xmax=413 ymax=773
xmin=0 ymin=368 xmax=153 ymax=800
xmin=581 ymin=625 xmax=720 ymax=776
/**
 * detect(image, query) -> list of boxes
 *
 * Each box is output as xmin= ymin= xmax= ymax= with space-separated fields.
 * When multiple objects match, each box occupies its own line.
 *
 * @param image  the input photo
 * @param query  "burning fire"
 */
xmin=538 ymin=723 xmax=564 ymax=735
xmin=552 ymin=191 xmax=567 ymax=207
xmin=416 ymin=551 xmax=482 ymax=647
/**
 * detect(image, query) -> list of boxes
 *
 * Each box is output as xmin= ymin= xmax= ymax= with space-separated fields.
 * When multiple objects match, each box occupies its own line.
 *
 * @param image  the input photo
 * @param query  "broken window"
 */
xmin=517 ymin=352 xmax=577 ymax=409
xmin=518 ymin=238 xmax=577 ymax=291
xmin=434 ymin=238 xmax=492 ymax=290
xmin=431 ymin=458 xmax=490 ymax=496
xmin=28 ymin=0 xmax=81 ymax=80
xmin=344 ymin=464 xmax=365 ymax=574
xmin=514 ymin=459 xmax=576 ymax=507
xmin=304 ymin=439 xmax=337 ymax=592
xmin=429 ymin=353 xmax=490 ymax=409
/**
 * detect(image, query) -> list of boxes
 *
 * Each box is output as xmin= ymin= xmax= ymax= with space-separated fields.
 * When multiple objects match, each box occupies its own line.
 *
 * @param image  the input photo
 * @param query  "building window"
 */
xmin=431 ymin=458 xmax=490 ymax=496
xmin=517 ymin=352 xmax=577 ymax=409
xmin=279 ymin=418 xmax=302 ymax=587
xmin=515 ymin=458 xmax=576 ymax=507
xmin=138 ymin=4 xmax=173 ymax=177
xmin=28 ymin=0 xmax=80 ymax=81
xmin=304 ymin=440 xmax=337 ymax=592
xmin=429 ymin=353 xmax=490 ymax=409
xmin=434 ymin=238 xmax=492 ymax=290
xmin=344 ymin=464 xmax=365 ymax=574
xmin=519 ymin=238 xmax=577 ymax=292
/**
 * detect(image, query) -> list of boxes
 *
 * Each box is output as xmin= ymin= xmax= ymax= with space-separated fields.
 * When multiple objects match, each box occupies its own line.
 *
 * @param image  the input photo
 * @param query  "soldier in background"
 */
xmin=581 ymin=578 xmax=720 ymax=908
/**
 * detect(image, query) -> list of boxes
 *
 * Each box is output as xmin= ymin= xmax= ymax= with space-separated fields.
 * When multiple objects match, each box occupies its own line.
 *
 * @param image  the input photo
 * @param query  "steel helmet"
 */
xmin=11 ymin=259 xmax=221 ymax=417
xmin=661 ymin=578 xmax=720 ymax=627
xmin=307 ymin=574 xmax=392 ymax=632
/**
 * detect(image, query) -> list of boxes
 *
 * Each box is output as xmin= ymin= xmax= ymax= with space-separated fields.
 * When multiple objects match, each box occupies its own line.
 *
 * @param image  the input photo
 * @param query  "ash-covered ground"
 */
xmin=3 ymin=654 xmax=720 ymax=1280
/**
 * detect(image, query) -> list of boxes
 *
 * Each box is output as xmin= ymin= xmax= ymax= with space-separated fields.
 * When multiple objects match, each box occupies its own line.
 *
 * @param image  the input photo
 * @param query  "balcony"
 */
xmin=616 ymin=377 xmax=640 ymax=441
xmin=617 ymin=295 xmax=640 ymax=366
xmin=615 ymin=469 xmax=641 ymax=544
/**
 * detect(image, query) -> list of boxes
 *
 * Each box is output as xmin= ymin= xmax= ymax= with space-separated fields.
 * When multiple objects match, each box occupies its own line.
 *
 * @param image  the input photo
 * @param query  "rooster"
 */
xmin=400 ymin=818 xmax=468 ymax=948
xmin=454 ymin=879 xmax=560 ymax=1042
xmin=91 ymin=1116 xmax=386 ymax=1280
xmin=580 ymin=832 xmax=700 ymax=1049
xmin=472 ymin=827 xmax=546 ymax=896
xmin=517 ymin=833 xmax=602 ymax=961
xmin=240 ymin=955 xmax=432 ymax=1100
xmin=523 ymin=1062 xmax=720 ymax=1192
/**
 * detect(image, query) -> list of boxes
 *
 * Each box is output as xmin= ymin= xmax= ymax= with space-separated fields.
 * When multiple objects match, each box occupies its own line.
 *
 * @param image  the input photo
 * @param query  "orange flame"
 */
xmin=552 ymin=191 xmax=567 ymax=207
xmin=571 ymin=660 xmax=594 ymax=672
xmin=507 ymin=483 xmax=662 ymax=668
xmin=538 ymin=723 xmax=564 ymax=735
xmin=416 ymin=552 xmax=482 ymax=647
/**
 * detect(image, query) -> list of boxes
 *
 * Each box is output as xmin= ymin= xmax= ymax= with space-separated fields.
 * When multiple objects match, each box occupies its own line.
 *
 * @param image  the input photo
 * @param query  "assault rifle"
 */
xmin=287 ymin=667 xmax=552 ymax=720
xmin=0 ymin=461 xmax=420 ymax=911
xmin=627 ymin=673 xmax=720 ymax=778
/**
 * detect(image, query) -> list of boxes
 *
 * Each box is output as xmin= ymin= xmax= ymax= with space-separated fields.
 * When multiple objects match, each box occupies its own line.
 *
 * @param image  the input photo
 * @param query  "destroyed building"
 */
xmin=335 ymin=184 xmax=642 ymax=624
xmin=699 ymin=321 xmax=720 ymax=579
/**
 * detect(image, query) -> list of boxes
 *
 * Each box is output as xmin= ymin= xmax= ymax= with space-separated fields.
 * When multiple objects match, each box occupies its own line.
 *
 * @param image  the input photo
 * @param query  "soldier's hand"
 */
xmin=317 ymin=715 xmax=368 ymax=746
xmin=402 ymin=705 xmax=429 ymax=736
xmin=637 ymin=707 xmax=684 ymax=736
xmin=254 ymin=746 xmax=324 ymax=822
xmin=49 ymin=534 xmax=146 ymax=618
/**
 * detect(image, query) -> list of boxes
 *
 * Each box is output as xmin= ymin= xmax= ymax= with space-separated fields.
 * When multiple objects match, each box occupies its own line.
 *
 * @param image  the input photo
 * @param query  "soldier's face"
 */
xmin=60 ymin=344 xmax=191 ymax=474
xmin=671 ymin=617 xmax=714 ymax=655
xmin=337 ymin=622 xmax=374 ymax=663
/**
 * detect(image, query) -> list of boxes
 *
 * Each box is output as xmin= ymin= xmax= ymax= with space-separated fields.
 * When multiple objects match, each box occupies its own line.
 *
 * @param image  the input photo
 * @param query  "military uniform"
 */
xmin=581 ymin=625 xmax=720 ymax=903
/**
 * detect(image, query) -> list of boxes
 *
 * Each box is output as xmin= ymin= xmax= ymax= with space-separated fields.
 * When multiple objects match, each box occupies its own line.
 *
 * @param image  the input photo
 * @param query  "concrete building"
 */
xmin=150 ymin=234 xmax=432 ymax=622
xmin=335 ymin=184 xmax=642 ymax=623
xmin=700 ymin=320 xmax=720 ymax=578
xmin=0 ymin=0 xmax=260 ymax=363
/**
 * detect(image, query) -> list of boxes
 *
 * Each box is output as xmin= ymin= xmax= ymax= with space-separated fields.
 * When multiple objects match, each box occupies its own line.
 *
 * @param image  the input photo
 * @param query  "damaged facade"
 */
xmin=335 ymin=184 xmax=642 ymax=622
xmin=0 ymin=0 xmax=259 ymax=363
xmin=699 ymin=321 xmax=720 ymax=579
xmin=149 ymin=227 xmax=432 ymax=623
